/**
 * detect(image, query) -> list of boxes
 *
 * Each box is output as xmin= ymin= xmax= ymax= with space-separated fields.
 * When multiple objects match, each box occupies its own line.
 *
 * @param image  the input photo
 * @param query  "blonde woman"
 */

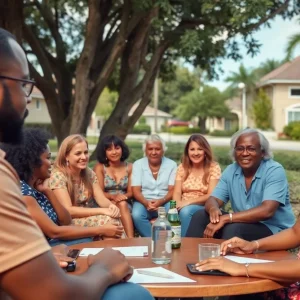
xmin=49 ymin=134 xmax=125 ymax=239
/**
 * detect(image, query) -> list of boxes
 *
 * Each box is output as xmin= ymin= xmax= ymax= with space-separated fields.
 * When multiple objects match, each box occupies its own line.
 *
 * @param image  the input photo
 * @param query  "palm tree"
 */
xmin=255 ymin=59 xmax=283 ymax=78
xmin=285 ymin=17 xmax=300 ymax=60
xmin=225 ymin=64 xmax=258 ymax=95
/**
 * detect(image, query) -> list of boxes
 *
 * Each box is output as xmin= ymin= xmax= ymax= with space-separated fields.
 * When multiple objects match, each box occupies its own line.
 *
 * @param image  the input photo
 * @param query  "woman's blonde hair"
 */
xmin=54 ymin=134 xmax=93 ymax=205
xmin=181 ymin=134 xmax=214 ymax=185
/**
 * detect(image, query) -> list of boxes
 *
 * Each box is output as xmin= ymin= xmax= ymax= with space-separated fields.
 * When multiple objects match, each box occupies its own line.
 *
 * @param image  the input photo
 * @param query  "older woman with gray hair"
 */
xmin=131 ymin=134 xmax=177 ymax=237
xmin=186 ymin=128 xmax=295 ymax=241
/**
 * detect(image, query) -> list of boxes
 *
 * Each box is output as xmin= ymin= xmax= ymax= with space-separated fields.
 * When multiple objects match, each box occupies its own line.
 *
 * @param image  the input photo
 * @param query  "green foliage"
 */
xmin=131 ymin=124 xmax=151 ymax=135
xmin=158 ymin=66 xmax=200 ymax=114
xmin=286 ymin=16 xmax=300 ymax=60
xmin=252 ymin=89 xmax=272 ymax=130
xmin=24 ymin=123 xmax=55 ymax=138
xmin=274 ymin=152 xmax=300 ymax=171
xmin=95 ymin=88 xmax=118 ymax=119
xmin=283 ymin=122 xmax=300 ymax=140
xmin=138 ymin=116 xmax=147 ymax=124
xmin=168 ymin=127 xmax=204 ymax=135
xmin=173 ymin=85 xmax=229 ymax=132
xmin=210 ymin=129 xmax=238 ymax=137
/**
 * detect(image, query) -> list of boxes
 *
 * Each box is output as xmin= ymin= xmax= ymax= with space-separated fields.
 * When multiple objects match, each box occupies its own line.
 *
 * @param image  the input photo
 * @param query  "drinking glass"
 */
xmin=198 ymin=243 xmax=220 ymax=261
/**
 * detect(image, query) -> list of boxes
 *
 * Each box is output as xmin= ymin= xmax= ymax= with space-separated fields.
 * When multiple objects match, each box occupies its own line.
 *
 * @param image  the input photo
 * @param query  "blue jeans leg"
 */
xmin=179 ymin=205 xmax=205 ymax=237
xmin=49 ymin=237 xmax=93 ymax=247
xmin=132 ymin=201 xmax=157 ymax=237
xmin=102 ymin=282 xmax=154 ymax=300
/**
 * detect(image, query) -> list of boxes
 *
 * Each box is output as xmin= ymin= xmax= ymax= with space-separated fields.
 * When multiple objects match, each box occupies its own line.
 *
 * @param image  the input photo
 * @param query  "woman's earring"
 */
xmin=66 ymin=160 xmax=69 ymax=167
xmin=105 ymin=157 xmax=108 ymax=162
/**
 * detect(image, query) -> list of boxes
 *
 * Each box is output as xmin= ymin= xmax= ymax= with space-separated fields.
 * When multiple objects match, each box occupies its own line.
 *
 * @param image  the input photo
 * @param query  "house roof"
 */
xmin=129 ymin=103 xmax=172 ymax=118
xmin=258 ymin=56 xmax=300 ymax=87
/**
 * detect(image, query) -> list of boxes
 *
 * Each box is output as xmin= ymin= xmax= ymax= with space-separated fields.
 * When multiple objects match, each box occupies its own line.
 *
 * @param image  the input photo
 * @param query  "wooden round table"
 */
xmin=73 ymin=237 xmax=296 ymax=298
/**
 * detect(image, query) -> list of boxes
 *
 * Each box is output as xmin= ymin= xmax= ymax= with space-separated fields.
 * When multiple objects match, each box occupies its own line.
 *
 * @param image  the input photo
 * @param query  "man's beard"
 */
xmin=0 ymin=82 xmax=28 ymax=145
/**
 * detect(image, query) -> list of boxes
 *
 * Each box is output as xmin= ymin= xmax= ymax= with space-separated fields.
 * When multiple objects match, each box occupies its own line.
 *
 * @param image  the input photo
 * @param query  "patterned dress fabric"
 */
xmin=21 ymin=180 xmax=59 ymax=241
xmin=175 ymin=161 xmax=221 ymax=201
xmin=103 ymin=163 xmax=128 ymax=195
xmin=49 ymin=168 xmax=123 ymax=230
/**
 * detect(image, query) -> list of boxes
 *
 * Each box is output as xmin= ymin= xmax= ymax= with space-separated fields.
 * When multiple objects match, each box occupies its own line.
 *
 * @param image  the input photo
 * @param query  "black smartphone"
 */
xmin=186 ymin=264 xmax=229 ymax=276
xmin=67 ymin=249 xmax=80 ymax=260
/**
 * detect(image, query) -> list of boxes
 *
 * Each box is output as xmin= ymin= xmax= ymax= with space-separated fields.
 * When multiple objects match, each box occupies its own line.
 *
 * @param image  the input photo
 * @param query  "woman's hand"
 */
xmin=195 ymin=256 xmax=246 ymax=277
xmin=114 ymin=194 xmax=128 ymax=202
xmin=109 ymin=204 xmax=121 ymax=218
xmin=101 ymin=224 xmax=124 ymax=238
xmin=34 ymin=178 xmax=50 ymax=193
xmin=176 ymin=200 xmax=190 ymax=211
xmin=209 ymin=206 xmax=222 ymax=223
xmin=221 ymin=237 xmax=257 ymax=255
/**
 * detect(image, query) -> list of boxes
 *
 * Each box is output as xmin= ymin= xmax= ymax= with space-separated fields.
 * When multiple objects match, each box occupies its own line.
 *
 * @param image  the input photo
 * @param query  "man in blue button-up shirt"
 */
xmin=186 ymin=128 xmax=295 ymax=241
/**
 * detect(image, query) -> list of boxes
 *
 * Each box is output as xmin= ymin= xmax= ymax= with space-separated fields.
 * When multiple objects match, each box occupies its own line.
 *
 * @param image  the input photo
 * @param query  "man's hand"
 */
xmin=221 ymin=237 xmax=257 ymax=255
xmin=204 ymin=219 xmax=225 ymax=238
xmin=87 ymin=248 xmax=133 ymax=284
xmin=51 ymin=245 xmax=74 ymax=268
xmin=209 ymin=206 xmax=222 ymax=223
xmin=195 ymin=256 xmax=246 ymax=277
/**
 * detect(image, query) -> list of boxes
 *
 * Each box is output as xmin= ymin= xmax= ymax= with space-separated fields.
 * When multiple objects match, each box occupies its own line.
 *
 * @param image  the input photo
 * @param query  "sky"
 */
xmin=209 ymin=15 xmax=300 ymax=91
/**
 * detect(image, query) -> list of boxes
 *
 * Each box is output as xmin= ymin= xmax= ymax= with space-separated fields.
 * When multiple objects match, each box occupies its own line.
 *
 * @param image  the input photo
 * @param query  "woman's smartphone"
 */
xmin=186 ymin=264 xmax=229 ymax=276
xmin=67 ymin=249 xmax=80 ymax=259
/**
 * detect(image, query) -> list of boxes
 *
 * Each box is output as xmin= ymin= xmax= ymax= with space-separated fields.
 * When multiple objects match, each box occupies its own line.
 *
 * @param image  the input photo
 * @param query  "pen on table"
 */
xmin=136 ymin=270 xmax=174 ymax=279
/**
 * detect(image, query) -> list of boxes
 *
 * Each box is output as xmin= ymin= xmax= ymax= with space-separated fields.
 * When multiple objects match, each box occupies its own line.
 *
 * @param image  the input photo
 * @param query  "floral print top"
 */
xmin=21 ymin=180 xmax=58 ymax=241
xmin=49 ymin=168 xmax=98 ymax=207
xmin=175 ymin=162 xmax=221 ymax=202
xmin=104 ymin=163 xmax=128 ymax=195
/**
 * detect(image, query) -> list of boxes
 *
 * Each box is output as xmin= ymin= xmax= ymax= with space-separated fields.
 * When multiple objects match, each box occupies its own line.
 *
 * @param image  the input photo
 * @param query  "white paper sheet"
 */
xmin=79 ymin=246 xmax=149 ymax=257
xmin=128 ymin=267 xmax=196 ymax=284
xmin=225 ymin=255 xmax=273 ymax=264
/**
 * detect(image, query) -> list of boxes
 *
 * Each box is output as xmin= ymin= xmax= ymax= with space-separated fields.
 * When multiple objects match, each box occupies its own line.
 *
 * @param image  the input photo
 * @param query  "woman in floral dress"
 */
xmin=94 ymin=135 xmax=134 ymax=238
xmin=49 ymin=134 xmax=125 ymax=239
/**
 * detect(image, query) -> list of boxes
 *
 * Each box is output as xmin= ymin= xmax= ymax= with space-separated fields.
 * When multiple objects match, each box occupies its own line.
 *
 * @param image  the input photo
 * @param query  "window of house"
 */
xmin=36 ymin=99 xmax=41 ymax=109
xmin=289 ymin=87 xmax=300 ymax=97
xmin=288 ymin=110 xmax=300 ymax=123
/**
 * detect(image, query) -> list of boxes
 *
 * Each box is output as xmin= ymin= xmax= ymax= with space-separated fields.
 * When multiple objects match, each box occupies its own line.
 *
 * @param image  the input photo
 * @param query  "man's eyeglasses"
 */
xmin=234 ymin=146 xmax=258 ymax=154
xmin=0 ymin=75 xmax=35 ymax=97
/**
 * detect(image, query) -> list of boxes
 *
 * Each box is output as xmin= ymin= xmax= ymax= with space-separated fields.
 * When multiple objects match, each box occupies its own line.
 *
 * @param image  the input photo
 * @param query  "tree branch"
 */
xmin=34 ymin=0 xmax=66 ymax=61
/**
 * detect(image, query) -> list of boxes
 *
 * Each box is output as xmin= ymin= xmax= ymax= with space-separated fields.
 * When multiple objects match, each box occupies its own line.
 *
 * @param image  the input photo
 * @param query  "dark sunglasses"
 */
xmin=0 ymin=75 xmax=35 ymax=97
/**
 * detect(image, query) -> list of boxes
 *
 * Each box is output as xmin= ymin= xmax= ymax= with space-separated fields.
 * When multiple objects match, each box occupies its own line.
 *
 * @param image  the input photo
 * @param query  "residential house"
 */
xmin=205 ymin=97 xmax=241 ymax=132
xmin=26 ymin=88 xmax=172 ymax=135
xmin=257 ymin=56 xmax=300 ymax=133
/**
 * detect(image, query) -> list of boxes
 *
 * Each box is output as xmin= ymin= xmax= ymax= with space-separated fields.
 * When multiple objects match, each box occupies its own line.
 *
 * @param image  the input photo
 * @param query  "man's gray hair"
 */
xmin=142 ymin=134 xmax=167 ymax=154
xmin=230 ymin=128 xmax=273 ymax=161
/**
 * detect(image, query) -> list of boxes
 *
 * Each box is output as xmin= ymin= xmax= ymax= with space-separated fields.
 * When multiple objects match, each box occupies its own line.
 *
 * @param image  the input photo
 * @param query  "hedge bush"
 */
xmin=131 ymin=124 xmax=151 ymax=135
xmin=168 ymin=126 xmax=207 ymax=135
xmin=209 ymin=129 xmax=238 ymax=137
xmin=283 ymin=121 xmax=300 ymax=140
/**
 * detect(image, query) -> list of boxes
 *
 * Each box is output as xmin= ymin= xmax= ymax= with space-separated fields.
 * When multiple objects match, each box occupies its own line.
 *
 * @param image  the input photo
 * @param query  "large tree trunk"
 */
xmin=198 ymin=117 xmax=207 ymax=134
xmin=0 ymin=0 xmax=23 ymax=42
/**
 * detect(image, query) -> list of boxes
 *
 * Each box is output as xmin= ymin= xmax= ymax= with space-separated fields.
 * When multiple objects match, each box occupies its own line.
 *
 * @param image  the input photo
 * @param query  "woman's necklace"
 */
xmin=149 ymin=164 xmax=161 ymax=175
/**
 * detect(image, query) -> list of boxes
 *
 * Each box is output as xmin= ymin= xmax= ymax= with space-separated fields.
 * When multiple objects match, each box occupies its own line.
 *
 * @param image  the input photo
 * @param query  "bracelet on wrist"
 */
xmin=253 ymin=240 xmax=259 ymax=250
xmin=229 ymin=212 xmax=233 ymax=223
